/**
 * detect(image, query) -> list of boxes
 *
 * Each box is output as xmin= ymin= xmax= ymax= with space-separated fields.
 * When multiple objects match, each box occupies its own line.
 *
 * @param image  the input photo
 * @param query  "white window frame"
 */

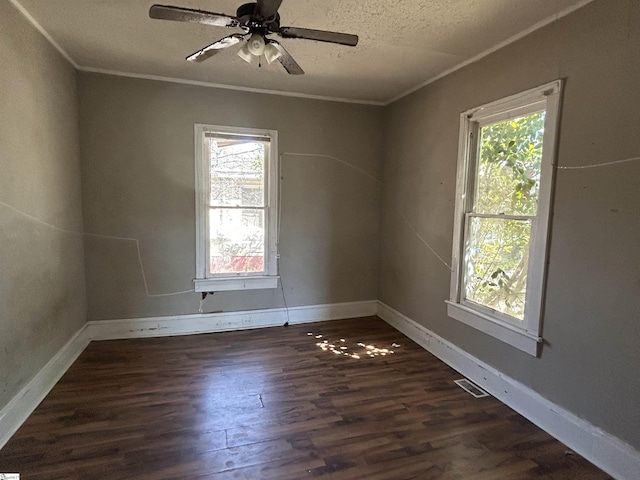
xmin=194 ymin=124 xmax=279 ymax=292
xmin=446 ymin=80 xmax=563 ymax=356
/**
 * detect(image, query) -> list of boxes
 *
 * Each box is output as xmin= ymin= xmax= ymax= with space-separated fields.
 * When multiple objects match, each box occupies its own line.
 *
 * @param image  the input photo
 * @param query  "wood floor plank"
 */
xmin=0 ymin=316 xmax=612 ymax=479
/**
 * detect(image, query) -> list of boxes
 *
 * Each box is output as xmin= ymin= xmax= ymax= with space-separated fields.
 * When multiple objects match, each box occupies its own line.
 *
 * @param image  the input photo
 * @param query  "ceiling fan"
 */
xmin=149 ymin=0 xmax=359 ymax=75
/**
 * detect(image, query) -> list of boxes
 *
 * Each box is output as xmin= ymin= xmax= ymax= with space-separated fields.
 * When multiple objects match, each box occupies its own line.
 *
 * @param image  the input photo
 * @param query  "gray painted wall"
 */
xmin=0 ymin=2 xmax=86 ymax=409
xmin=78 ymin=73 xmax=383 ymax=320
xmin=379 ymin=0 xmax=640 ymax=449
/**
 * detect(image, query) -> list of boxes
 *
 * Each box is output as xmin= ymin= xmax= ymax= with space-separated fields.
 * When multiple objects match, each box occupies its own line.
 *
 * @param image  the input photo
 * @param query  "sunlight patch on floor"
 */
xmin=306 ymin=332 xmax=401 ymax=360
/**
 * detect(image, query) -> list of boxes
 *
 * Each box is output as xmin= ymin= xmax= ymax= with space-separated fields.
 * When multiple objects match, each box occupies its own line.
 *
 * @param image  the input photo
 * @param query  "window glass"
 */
xmin=209 ymin=139 xmax=265 ymax=208
xmin=464 ymin=217 xmax=531 ymax=320
xmin=474 ymin=111 xmax=545 ymax=216
xmin=209 ymin=208 xmax=265 ymax=275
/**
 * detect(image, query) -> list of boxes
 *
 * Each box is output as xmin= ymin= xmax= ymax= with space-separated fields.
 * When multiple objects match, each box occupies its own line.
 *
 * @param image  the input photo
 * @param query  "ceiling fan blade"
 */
xmin=149 ymin=5 xmax=240 ymax=28
xmin=270 ymin=41 xmax=304 ymax=75
xmin=278 ymin=27 xmax=358 ymax=47
xmin=186 ymin=34 xmax=246 ymax=62
xmin=254 ymin=0 xmax=283 ymax=21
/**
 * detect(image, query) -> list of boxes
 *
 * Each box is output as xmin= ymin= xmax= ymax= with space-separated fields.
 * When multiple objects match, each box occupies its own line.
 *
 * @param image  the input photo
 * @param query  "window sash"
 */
xmin=466 ymin=213 xmax=533 ymax=221
xmin=473 ymin=111 xmax=546 ymax=217
xmin=461 ymin=213 xmax=534 ymax=324
xmin=206 ymin=138 xmax=269 ymax=278
xmin=205 ymin=139 xmax=270 ymax=278
xmin=460 ymin=121 xmax=544 ymax=329
xmin=207 ymin=138 xmax=267 ymax=208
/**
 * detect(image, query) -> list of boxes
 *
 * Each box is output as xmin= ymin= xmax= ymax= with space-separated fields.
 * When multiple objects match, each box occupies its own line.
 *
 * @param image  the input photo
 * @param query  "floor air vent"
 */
xmin=454 ymin=378 xmax=489 ymax=398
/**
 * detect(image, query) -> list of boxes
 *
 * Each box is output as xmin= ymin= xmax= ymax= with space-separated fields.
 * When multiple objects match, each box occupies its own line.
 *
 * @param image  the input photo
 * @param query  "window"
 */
xmin=194 ymin=124 xmax=279 ymax=292
xmin=447 ymin=81 xmax=563 ymax=356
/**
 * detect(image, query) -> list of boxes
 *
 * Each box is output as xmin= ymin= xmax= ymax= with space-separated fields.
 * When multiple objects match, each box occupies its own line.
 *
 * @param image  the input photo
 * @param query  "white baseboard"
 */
xmin=87 ymin=300 xmax=378 ymax=340
xmin=377 ymin=301 xmax=640 ymax=480
xmin=0 ymin=326 xmax=91 ymax=450
xmin=0 ymin=300 xmax=376 ymax=451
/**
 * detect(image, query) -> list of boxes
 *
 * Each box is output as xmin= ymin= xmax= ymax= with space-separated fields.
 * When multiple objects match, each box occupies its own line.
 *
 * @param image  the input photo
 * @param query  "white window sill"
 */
xmin=445 ymin=301 xmax=542 ymax=356
xmin=194 ymin=276 xmax=279 ymax=292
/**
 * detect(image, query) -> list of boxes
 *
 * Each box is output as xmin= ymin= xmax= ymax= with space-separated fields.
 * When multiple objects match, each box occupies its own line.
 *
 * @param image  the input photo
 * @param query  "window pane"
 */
xmin=209 ymin=208 xmax=265 ymax=275
xmin=464 ymin=216 xmax=531 ymax=320
xmin=210 ymin=140 xmax=265 ymax=207
xmin=474 ymin=111 xmax=545 ymax=216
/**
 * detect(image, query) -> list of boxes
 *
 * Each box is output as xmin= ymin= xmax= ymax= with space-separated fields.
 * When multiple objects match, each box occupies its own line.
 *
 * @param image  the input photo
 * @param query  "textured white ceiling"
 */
xmin=13 ymin=0 xmax=593 ymax=103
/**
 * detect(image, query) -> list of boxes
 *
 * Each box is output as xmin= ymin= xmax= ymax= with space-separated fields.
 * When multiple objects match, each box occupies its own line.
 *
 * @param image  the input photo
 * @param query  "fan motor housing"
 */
xmin=236 ymin=2 xmax=280 ymax=31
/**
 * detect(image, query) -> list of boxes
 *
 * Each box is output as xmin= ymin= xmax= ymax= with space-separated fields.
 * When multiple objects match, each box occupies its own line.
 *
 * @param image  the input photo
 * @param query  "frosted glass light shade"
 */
xmin=247 ymin=33 xmax=265 ymax=56
xmin=264 ymin=43 xmax=282 ymax=64
xmin=237 ymin=43 xmax=253 ymax=63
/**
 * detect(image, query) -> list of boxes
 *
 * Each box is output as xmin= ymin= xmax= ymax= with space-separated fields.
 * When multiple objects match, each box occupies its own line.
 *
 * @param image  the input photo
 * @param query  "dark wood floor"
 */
xmin=0 ymin=316 xmax=611 ymax=479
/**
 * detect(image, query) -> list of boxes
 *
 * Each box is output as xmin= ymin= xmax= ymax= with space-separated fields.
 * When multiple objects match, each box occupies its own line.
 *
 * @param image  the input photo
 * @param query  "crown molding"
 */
xmin=78 ymin=67 xmax=386 ymax=106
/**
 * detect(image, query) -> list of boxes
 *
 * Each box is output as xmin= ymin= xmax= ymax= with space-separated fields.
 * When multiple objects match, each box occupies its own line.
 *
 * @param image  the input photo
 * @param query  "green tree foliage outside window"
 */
xmin=465 ymin=111 xmax=546 ymax=320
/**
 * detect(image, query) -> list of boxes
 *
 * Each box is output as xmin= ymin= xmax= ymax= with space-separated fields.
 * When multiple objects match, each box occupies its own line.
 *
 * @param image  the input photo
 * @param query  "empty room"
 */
xmin=1 ymin=0 xmax=638 ymax=478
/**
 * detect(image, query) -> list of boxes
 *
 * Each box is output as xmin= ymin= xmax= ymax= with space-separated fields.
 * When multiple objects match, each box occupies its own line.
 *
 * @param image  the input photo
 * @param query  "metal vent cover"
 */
xmin=454 ymin=378 xmax=489 ymax=398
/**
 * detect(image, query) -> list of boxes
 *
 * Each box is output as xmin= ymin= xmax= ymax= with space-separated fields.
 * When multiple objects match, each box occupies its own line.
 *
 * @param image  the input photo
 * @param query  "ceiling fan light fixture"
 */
xmin=149 ymin=1 xmax=359 ymax=75
xmin=264 ymin=43 xmax=282 ymax=64
xmin=237 ymin=43 xmax=253 ymax=63
xmin=247 ymin=33 xmax=266 ymax=56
